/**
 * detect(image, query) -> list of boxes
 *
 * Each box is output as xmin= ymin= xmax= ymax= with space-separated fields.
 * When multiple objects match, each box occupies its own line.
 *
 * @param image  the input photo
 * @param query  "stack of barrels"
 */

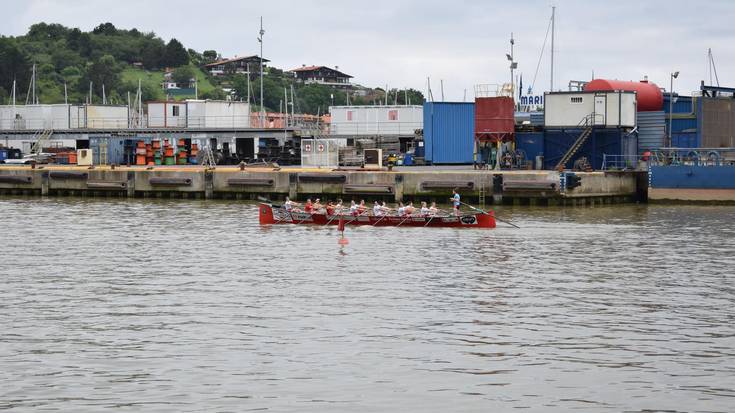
xmin=163 ymin=139 xmax=175 ymax=165
xmin=135 ymin=140 xmax=147 ymax=165
xmin=177 ymin=138 xmax=188 ymax=165
xmin=152 ymin=140 xmax=162 ymax=165
xmin=190 ymin=143 xmax=199 ymax=164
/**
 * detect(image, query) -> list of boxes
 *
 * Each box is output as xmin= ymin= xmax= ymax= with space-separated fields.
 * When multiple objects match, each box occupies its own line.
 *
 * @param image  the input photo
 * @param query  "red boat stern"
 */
xmin=259 ymin=203 xmax=276 ymax=225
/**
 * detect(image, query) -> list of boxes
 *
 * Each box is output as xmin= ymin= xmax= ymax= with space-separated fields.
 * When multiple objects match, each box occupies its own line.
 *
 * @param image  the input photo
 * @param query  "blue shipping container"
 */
xmin=651 ymin=165 xmax=735 ymax=189
xmin=515 ymin=132 xmax=544 ymax=160
xmin=423 ymin=102 xmax=474 ymax=164
xmin=543 ymin=128 xmax=623 ymax=170
xmin=0 ymin=149 xmax=7 ymax=162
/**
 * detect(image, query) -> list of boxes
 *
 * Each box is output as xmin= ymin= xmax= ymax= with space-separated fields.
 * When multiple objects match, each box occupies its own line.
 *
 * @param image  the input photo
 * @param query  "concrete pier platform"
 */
xmin=0 ymin=165 xmax=642 ymax=206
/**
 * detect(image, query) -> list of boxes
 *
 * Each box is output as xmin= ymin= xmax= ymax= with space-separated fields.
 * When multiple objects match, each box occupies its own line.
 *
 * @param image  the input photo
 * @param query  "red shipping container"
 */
xmin=475 ymin=96 xmax=515 ymax=141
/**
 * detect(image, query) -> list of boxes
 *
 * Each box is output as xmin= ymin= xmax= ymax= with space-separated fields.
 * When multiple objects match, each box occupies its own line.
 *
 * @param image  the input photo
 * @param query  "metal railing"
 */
xmin=651 ymin=148 xmax=735 ymax=167
xmin=602 ymin=154 xmax=643 ymax=171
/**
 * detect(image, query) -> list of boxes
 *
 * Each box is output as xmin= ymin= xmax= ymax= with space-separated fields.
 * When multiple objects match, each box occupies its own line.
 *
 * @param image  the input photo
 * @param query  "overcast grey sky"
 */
xmin=4 ymin=0 xmax=733 ymax=100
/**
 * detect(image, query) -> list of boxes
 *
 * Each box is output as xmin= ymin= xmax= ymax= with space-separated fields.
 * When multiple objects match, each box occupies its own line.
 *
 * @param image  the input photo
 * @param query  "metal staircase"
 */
xmin=30 ymin=129 xmax=53 ymax=154
xmin=554 ymin=113 xmax=600 ymax=170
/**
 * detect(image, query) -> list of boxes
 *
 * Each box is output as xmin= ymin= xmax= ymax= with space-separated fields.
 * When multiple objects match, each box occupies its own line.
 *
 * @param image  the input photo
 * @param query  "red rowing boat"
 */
xmin=258 ymin=203 xmax=496 ymax=228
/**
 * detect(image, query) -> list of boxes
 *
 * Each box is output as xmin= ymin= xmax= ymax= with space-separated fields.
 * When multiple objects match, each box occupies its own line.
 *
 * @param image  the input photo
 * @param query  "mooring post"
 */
xmin=394 ymin=174 xmax=404 ymax=203
xmin=288 ymin=173 xmax=298 ymax=200
xmin=40 ymin=171 xmax=49 ymax=196
xmin=126 ymin=171 xmax=135 ymax=198
xmin=204 ymin=169 xmax=214 ymax=199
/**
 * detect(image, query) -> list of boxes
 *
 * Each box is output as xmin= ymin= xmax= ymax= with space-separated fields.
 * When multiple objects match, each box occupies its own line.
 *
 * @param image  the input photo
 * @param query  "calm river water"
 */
xmin=1 ymin=198 xmax=734 ymax=412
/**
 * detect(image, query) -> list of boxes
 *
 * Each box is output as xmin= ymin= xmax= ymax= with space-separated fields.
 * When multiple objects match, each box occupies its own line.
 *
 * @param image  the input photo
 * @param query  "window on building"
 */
xmin=347 ymin=111 xmax=353 ymax=121
xmin=388 ymin=110 xmax=398 ymax=121
xmin=172 ymin=106 xmax=180 ymax=116
xmin=570 ymin=97 xmax=584 ymax=104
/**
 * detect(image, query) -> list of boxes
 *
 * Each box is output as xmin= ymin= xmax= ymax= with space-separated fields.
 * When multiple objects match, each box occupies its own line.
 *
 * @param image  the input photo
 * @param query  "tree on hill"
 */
xmin=92 ymin=22 xmax=118 ymax=36
xmin=0 ymin=38 xmax=31 ymax=95
xmin=80 ymin=54 xmax=121 ymax=98
xmin=163 ymin=39 xmax=189 ymax=67
xmin=172 ymin=65 xmax=195 ymax=87
xmin=202 ymin=50 xmax=218 ymax=64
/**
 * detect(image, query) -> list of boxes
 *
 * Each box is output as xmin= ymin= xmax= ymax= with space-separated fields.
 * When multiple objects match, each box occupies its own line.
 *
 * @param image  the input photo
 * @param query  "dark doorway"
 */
xmin=236 ymin=138 xmax=255 ymax=161
xmin=76 ymin=139 xmax=90 ymax=149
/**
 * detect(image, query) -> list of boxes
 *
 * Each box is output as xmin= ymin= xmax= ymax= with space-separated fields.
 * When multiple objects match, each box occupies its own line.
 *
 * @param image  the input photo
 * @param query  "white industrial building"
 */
xmin=0 ymin=104 xmax=129 ymax=130
xmin=544 ymin=91 xmax=637 ymax=128
xmin=329 ymin=105 xmax=423 ymax=136
xmin=146 ymin=102 xmax=188 ymax=128
xmin=185 ymin=100 xmax=250 ymax=128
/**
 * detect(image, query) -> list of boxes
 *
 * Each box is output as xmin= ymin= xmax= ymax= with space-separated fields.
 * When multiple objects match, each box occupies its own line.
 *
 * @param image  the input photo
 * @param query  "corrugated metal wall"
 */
xmin=637 ymin=111 xmax=665 ymax=153
xmin=515 ymin=132 xmax=544 ymax=159
xmin=701 ymin=98 xmax=735 ymax=148
xmin=543 ymin=128 xmax=622 ymax=170
xmin=424 ymin=102 xmax=474 ymax=164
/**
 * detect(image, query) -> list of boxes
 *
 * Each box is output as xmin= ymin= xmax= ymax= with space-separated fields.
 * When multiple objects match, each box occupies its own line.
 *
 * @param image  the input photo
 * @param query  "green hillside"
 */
xmin=0 ymin=21 xmax=424 ymax=113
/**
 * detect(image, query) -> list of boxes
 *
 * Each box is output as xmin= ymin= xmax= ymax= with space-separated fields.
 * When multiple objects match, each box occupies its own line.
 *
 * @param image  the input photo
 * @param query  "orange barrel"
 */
xmin=164 ymin=146 xmax=174 ymax=157
xmin=137 ymin=140 xmax=145 ymax=148
xmin=152 ymin=140 xmax=161 ymax=150
xmin=68 ymin=152 xmax=78 ymax=164
xmin=136 ymin=154 xmax=146 ymax=165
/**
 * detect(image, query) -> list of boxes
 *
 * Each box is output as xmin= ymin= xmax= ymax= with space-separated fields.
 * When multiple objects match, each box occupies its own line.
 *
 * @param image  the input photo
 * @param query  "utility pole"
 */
xmin=258 ymin=16 xmax=265 ymax=128
xmin=669 ymin=71 xmax=679 ymax=148
xmin=284 ymin=87 xmax=288 ymax=127
xmin=550 ymin=6 xmax=555 ymax=92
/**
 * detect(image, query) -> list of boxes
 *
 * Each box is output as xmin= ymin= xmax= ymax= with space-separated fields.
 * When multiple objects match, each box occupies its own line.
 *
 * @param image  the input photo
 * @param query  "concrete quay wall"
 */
xmin=0 ymin=166 xmax=641 ymax=206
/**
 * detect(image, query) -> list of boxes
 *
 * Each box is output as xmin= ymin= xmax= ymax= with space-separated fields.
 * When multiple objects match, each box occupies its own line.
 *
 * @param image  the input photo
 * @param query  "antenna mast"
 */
xmin=708 ymin=48 xmax=720 ymax=87
xmin=550 ymin=6 xmax=555 ymax=92
xmin=258 ymin=16 xmax=265 ymax=128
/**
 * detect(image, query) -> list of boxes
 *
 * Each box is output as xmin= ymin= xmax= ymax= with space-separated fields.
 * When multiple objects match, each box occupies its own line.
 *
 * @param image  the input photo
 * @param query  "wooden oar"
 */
xmin=396 ymin=214 xmax=415 ymax=227
xmin=371 ymin=207 xmax=394 ymax=226
xmin=458 ymin=201 xmax=520 ymax=229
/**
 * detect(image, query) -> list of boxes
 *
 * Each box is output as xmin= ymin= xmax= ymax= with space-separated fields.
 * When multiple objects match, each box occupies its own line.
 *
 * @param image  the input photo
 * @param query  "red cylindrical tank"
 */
xmin=584 ymin=79 xmax=663 ymax=111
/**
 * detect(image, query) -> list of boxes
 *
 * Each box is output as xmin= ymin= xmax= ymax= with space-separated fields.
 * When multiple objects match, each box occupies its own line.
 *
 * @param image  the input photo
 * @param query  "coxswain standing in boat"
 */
xmin=451 ymin=188 xmax=461 ymax=216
